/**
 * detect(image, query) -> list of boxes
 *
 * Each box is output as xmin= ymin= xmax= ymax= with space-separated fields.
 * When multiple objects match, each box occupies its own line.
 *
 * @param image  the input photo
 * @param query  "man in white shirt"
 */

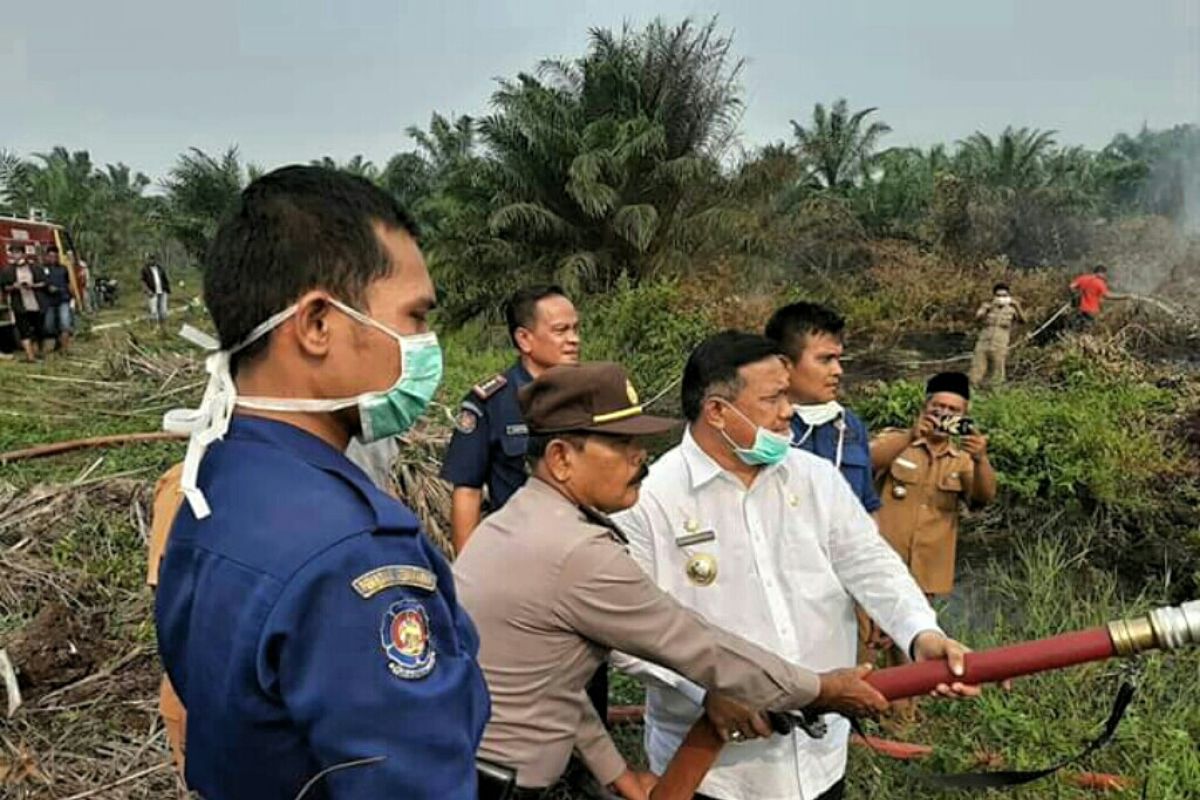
xmin=614 ymin=331 xmax=977 ymax=800
xmin=141 ymin=255 xmax=171 ymax=329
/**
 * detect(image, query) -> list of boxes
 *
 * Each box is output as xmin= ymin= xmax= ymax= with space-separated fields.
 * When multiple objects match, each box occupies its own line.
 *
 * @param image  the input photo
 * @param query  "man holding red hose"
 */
xmin=614 ymin=333 xmax=980 ymax=800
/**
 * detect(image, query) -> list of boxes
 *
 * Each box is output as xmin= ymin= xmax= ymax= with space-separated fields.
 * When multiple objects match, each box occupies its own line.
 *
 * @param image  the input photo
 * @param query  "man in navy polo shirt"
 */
xmin=765 ymin=302 xmax=880 ymax=514
xmin=155 ymin=166 xmax=488 ymax=800
xmin=441 ymin=285 xmax=580 ymax=555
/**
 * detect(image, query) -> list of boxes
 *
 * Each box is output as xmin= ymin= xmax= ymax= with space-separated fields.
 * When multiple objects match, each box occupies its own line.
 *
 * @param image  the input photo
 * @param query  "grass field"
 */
xmin=1 ymin=294 xmax=1198 ymax=799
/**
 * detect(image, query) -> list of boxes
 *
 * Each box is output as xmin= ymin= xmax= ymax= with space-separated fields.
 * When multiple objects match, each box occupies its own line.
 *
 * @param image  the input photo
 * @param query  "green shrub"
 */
xmin=583 ymin=277 xmax=714 ymax=400
xmin=854 ymin=364 xmax=1177 ymax=513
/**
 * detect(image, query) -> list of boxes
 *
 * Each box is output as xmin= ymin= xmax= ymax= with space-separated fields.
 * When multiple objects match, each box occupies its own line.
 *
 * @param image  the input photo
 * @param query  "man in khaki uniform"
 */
xmin=968 ymin=283 xmax=1025 ymax=387
xmin=146 ymin=463 xmax=188 ymax=773
xmin=455 ymin=362 xmax=896 ymax=800
xmin=871 ymin=372 xmax=997 ymax=597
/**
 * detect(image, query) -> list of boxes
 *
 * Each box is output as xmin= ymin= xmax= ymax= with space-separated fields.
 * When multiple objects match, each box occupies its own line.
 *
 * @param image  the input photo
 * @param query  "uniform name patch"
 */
xmin=675 ymin=530 xmax=716 ymax=547
xmin=505 ymin=423 xmax=528 ymax=436
xmin=353 ymin=565 xmax=437 ymax=598
xmin=472 ymin=374 xmax=508 ymax=400
xmin=381 ymin=600 xmax=436 ymax=679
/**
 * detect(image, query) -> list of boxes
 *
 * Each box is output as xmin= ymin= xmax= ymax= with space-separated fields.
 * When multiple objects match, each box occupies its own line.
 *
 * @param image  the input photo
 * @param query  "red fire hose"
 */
xmin=650 ymin=601 xmax=1200 ymax=800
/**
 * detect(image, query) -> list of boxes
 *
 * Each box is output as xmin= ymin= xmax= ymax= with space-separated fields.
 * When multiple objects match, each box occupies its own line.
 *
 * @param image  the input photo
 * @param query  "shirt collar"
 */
xmin=524 ymin=475 xmax=585 ymax=519
xmin=509 ymin=360 xmax=535 ymax=387
xmin=523 ymin=476 xmax=628 ymax=543
xmin=226 ymin=415 xmax=418 ymax=531
xmin=913 ymin=435 xmax=962 ymax=458
xmin=681 ymin=427 xmax=789 ymax=491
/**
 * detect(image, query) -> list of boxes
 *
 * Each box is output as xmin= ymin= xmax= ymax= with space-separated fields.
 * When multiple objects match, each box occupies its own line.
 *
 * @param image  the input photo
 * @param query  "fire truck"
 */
xmin=0 ymin=213 xmax=84 ymax=304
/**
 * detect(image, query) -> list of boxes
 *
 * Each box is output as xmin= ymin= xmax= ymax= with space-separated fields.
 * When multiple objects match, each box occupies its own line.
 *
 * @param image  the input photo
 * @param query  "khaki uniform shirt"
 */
xmin=873 ymin=430 xmax=976 ymax=595
xmin=453 ymin=477 xmax=821 ymax=789
xmin=147 ymin=464 xmax=188 ymax=772
xmin=976 ymin=302 xmax=1021 ymax=345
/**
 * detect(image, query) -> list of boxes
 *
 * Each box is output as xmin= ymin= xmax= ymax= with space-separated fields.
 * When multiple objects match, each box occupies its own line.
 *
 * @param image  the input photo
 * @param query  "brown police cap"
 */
xmin=518 ymin=362 xmax=678 ymax=436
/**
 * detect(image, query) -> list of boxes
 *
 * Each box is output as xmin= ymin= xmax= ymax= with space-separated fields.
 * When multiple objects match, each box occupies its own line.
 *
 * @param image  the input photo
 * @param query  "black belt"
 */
xmin=477 ymin=758 xmax=518 ymax=800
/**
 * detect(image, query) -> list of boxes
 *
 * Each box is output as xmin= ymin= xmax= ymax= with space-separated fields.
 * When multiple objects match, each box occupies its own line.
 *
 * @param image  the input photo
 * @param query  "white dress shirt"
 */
xmin=613 ymin=429 xmax=940 ymax=800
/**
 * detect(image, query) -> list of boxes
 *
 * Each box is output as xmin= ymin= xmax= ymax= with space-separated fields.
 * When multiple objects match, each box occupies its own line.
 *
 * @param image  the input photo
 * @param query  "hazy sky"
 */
xmin=4 ymin=0 xmax=1197 ymax=183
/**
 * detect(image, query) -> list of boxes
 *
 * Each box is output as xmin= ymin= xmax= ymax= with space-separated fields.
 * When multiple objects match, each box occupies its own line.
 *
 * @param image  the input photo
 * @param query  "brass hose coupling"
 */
xmin=1108 ymin=600 xmax=1200 ymax=657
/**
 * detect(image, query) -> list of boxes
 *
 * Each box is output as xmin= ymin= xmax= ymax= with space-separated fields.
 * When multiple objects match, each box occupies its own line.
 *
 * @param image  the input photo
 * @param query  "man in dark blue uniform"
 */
xmin=766 ymin=302 xmax=880 ymax=515
xmin=441 ymin=284 xmax=580 ymax=554
xmin=155 ymin=166 xmax=489 ymax=800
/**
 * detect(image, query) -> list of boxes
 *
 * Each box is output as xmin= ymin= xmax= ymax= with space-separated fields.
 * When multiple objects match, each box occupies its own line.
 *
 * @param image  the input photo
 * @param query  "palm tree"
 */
xmin=162 ymin=146 xmax=250 ymax=259
xmin=790 ymin=99 xmax=892 ymax=192
xmin=955 ymin=126 xmax=1057 ymax=190
xmin=469 ymin=17 xmax=745 ymax=293
xmin=310 ymin=155 xmax=380 ymax=181
xmin=855 ymin=144 xmax=947 ymax=237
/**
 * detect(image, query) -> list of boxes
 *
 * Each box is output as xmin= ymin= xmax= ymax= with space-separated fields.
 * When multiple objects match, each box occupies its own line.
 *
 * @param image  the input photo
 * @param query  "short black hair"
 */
xmin=505 ymin=285 xmax=569 ymax=347
xmin=203 ymin=165 xmax=418 ymax=370
xmin=44 ymin=246 xmax=58 ymax=255
xmin=763 ymin=302 xmax=845 ymax=360
xmin=681 ymin=331 xmax=786 ymax=422
xmin=993 ymin=282 xmax=1010 ymax=293
xmin=1095 ymin=264 xmax=1108 ymax=274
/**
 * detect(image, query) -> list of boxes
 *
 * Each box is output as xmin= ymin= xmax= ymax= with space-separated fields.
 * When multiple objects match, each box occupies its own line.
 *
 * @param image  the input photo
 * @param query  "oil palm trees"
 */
xmin=790 ymin=99 xmax=892 ymax=193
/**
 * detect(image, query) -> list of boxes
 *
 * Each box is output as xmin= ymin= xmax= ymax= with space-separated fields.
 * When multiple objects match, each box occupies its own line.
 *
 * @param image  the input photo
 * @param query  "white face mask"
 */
xmin=791 ymin=401 xmax=847 ymax=467
xmin=996 ymin=295 xmax=1013 ymax=306
xmin=792 ymin=401 xmax=844 ymax=428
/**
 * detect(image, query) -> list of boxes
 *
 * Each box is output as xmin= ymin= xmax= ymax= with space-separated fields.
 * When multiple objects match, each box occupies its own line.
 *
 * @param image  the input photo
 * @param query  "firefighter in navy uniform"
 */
xmin=441 ymin=285 xmax=581 ymax=554
xmin=155 ymin=167 xmax=489 ymax=800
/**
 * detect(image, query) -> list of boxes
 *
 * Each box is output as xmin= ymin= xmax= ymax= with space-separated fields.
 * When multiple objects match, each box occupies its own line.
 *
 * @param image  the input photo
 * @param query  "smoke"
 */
xmin=1107 ymin=127 xmax=1200 ymax=299
xmin=1181 ymin=145 xmax=1200 ymax=237
xmin=1146 ymin=128 xmax=1200 ymax=237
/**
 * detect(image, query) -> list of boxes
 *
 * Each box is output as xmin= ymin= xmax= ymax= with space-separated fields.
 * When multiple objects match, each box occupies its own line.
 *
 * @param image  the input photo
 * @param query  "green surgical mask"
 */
xmin=716 ymin=399 xmax=791 ymax=467
xmin=236 ymin=299 xmax=443 ymax=442
xmin=165 ymin=298 xmax=442 ymax=519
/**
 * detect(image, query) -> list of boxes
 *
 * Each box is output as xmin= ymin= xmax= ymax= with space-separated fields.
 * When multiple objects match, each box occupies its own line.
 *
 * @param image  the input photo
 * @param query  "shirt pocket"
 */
xmin=889 ymin=458 xmax=920 ymax=487
xmin=500 ymin=433 xmax=528 ymax=459
xmin=935 ymin=470 xmax=964 ymax=510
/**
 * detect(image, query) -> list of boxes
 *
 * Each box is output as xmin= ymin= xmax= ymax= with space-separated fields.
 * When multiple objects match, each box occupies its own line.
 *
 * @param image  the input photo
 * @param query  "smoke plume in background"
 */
xmin=1103 ymin=127 xmax=1200 ymax=304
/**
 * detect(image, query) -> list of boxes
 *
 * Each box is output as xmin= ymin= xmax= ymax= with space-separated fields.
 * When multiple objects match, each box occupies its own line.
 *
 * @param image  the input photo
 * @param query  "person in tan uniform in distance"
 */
xmin=871 ymin=372 xmax=997 ymax=598
xmin=146 ymin=463 xmax=188 ymax=774
xmin=454 ymin=361 xmax=920 ymax=800
xmin=968 ymin=283 xmax=1025 ymax=388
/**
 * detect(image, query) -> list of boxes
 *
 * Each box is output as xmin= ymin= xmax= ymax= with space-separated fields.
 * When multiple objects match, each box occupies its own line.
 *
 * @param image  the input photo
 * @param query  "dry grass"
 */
xmin=0 ymin=478 xmax=184 ymax=799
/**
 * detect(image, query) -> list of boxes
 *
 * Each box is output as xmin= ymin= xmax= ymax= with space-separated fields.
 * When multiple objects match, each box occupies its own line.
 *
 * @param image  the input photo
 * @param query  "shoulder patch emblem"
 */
xmin=381 ymin=600 xmax=436 ymax=679
xmin=456 ymin=408 xmax=479 ymax=434
xmin=353 ymin=565 xmax=437 ymax=598
xmin=472 ymin=373 xmax=508 ymax=401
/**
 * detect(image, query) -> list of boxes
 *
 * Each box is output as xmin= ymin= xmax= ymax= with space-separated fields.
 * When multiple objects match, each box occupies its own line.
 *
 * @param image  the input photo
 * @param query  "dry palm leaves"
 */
xmin=0 ymin=478 xmax=180 ymax=799
xmin=392 ymin=421 xmax=455 ymax=560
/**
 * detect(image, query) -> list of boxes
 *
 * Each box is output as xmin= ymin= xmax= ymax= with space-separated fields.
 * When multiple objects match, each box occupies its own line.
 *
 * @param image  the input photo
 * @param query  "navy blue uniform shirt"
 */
xmin=440 ymin=362 xmax=532 ymax=510
xmin=790 ymin=409 xmax=881 ymax=513
xmin=155 ymin=416 xmax=489 ymax=800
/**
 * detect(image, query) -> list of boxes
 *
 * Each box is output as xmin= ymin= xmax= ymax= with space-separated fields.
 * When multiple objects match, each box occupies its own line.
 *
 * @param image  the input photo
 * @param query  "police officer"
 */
xmin=969 ymin=283 xmax=1025 ymax=387
xmin=155 ymin=166 xmax=489 ymax=800
xmin=441 ymin=285 xmax=580 ymax=554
